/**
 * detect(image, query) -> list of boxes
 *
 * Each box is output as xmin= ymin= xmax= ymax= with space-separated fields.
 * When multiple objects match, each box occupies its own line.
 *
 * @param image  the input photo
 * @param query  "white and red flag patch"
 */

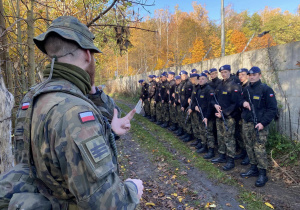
xmin=234 ymin=89 xmax=238 ymax=92
xmin=79 ymin=111 xmax=95 ymax=123
xmin=21 ymin=102 xmax=30 ymax=110
xmin=270 ymin=94 xmax=274 ymax=97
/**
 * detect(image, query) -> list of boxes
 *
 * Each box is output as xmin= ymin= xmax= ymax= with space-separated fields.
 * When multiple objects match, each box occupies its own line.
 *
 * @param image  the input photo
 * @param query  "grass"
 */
xmin=116 ymin=98 xmax=270 ymax=210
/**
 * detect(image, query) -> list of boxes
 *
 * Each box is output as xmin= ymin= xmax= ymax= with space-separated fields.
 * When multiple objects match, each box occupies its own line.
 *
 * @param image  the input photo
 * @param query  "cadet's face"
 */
xmin=175 ymin=79 xmax=181 ymax=85
xmin=161 ymin=76 xmax=167 ymax=81
xmin=221 ymin=70 xmax=230 ymax=80
xmin=190 ymin=77 xmax=197 ymax=85
xmin=155 ymin=78 xmax=159 ymax=82
xmin=210 ymin=71 xmax=218 ymax=79
xmin=199 ymin=76 xmax=207 ymax=86
xmin=238 ymin=72 xmax=248 ymax=83
xmin=181 ymin=74 xmax=187 ymax=80
xmin=148 ymin=77 xmax=152 ymax=82
xmin=249 ymin=73 xmax=261 ymax=83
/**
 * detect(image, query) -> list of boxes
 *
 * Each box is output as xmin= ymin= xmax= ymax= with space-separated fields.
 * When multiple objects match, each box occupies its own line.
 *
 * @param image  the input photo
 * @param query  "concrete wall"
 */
xmin=107 ymin=41 xmax=300 ymax=141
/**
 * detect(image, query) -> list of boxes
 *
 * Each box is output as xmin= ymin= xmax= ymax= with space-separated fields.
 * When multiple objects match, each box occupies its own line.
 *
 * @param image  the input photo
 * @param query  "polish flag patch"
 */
xmin=210 ymin=93 xmax=214 ymax=96
xmin=234 ymin=89 xmax=238 ymax=92
xmin=21 ymin=102 xmax=30 ymax=110
xmin=270 ymin=94 xmax=274 ymax=97
xmin=79 ymin=111 xmax=95 ymax=123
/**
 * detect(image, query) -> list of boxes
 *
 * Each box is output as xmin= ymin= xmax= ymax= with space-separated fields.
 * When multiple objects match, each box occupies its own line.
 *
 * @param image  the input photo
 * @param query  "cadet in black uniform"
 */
xmin=139 ymin=79 xmax=150 ymax=118
xmin=211 ymin=65 xmax=242 ymax=171
xmin=155 ymin=76 xmax=163 ymax=125
xmin=167 ymin=72 xmax=177 ymax=130
xmin=239 ymin=66 xmax=277 ymax=187
xmin=194 ymin=73 xmax=216 ymax=159
xmin=174 ymin=76 xmax=184 ymax=136
xmin=148 ymin=75 xmax=157 ymax=122
xmin=178 ymin=71 xmax=194 ymax=142
xmin=160 ymin=72 xmax=170 ymax=128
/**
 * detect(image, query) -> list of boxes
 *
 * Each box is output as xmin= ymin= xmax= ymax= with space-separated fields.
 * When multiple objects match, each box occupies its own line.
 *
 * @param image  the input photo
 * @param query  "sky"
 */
xmin=139 ymin=0 xmax=299 ymax=23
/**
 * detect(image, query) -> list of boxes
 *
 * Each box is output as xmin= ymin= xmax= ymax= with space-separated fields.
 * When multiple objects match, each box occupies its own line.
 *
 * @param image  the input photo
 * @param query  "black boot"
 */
xmin=180 ymin=133 xmax=189 ymax=140
xmin=223 ymin=157 xmax=235 ymax=171
xmin=234 ymin=149 xmax=247 ymax=160
xmin=143 ymin=113 xmax=147 ymax=117
xmin=168 ymin=124 xmax=175 ymax=131
xmin=190 ymin=139 xmax=200 ymax=146
xmin=197 ymin=144 xmax=208 ymax=153
xmin=150 ymin=116 xmax=155 ymax=122
xmin=240 ymin=164 xmax=259 ymax=178
xmin=241 ymin=155 xmax=250 ymax=165
xmin=255 ymin=169 xmax=268 ymax=187
xmin=211 ymin=154 xmax=227 ymax=163
xmin=174 ymin=127 xmax=182 ymax=135
xmin=183 ymin=134 xmax=193 ymax=142
xmin=195 ymin=141 xmax=203 ymax=149
xmin=147 ymin=115 xmax=151 ymax=119
xmin=156 ymin=121 xmax=163 ymax=125
xmin=176 ymin=128 xmax=185 ymax=136
xmin=161 ymin=121 xmax=169 ymax=128
xmin=204 ymin=148 xmax=215 ymax=159
xmin=170 ymin=124 xmax=178 ymax=131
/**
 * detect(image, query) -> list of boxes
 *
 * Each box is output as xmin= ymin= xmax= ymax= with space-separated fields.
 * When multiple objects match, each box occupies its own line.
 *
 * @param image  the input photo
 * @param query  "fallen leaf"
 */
xmin=166 ymin=196 xmax=172 ymax=200
xmin=178 ymin=196 xmax=184 ymax=202
xmin=145 ymin=202 xmax=155 ymax=206
xmin=265 ymin=202 xmax=274 ymax=209
xmin=171 ymin=193 xmax=178 ymax=197
xmin=226 ymin=203 xmax=231 ymax=207
xmin=171 ymin=175 xmax=177 ymax=179
xmin=239 ymin=205 xmax=245 ymax=209
xmin=180 ymin=171 xmax=187 ymax=175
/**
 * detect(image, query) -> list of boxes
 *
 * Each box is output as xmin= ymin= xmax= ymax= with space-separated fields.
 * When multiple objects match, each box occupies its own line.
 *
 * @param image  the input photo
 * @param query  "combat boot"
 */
xmin=197 ymin=144 xmax=208 ymax=153
xmin=168 ymin=124 xmax=175 ymax=131
xmin=190 ymin=139 xmax=200 ymax=146
xmin=195 ymin=141 xmax=203 ymax=149
xmin=156 ymin=121 xmax=163 ymax=125
xmin=176 ymin=128 xmax=184 ymax=136
xmin=150 ymin=116 xmax=155 ymax=122
xmin=234 ymin=149 xmax=247 ymax=160
xmin=169 ymin=123 xmax=178 ymax=131
xmin=255 ymin=169 xmax=268 ymax=187
xmin=211 ymin=153 xmax=226 ymax=163
xmin=203 ymin=148 xmax=215 ymax=159
xmin=174 ymin=127 xmax=182 ymax=135
xmin=161 ymin=121 xmax=169 ymax=128
xmin=182 ymin=134 xmax=193 ymax=142
xmin=240 ymin=164 xmax=259 ymax=178
xmin=180 ymin=133 xmax=189 ymax=140
xmin=223 ymin=157 xmax=235 ymax=171
xmin=241 ymin=155 xmax=250 ymax=165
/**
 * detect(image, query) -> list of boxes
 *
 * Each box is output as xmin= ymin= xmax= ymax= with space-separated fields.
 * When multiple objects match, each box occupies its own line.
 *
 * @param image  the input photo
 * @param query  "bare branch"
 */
xmin=91 ymin=24 xmax=157 ymax=33
xmin=86 ymin=0 xmax=118 ymax=27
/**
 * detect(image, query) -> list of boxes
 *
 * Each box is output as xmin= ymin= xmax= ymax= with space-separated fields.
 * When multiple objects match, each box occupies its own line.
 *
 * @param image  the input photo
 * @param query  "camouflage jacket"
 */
xmin=14 ymin=78 xmax=139 ymax=210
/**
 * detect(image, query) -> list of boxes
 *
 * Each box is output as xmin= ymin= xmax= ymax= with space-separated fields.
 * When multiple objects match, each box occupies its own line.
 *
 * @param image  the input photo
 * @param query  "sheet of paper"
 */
xmin=134 ymin=100 xmax=143 ymax=114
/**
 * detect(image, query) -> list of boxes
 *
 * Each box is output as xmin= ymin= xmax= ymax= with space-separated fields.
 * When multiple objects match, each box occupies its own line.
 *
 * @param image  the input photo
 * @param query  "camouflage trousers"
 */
xmin=235 ymin=118 xmax=245 ymax=150
xmin=175 ymin=105 xmax=181 ymax=126
xmin=156 ymin=102 xmax=163 ymax=122
xmin=199 ymin=119 xmax=215 ymax=148
xmin=216 ymin=117 xmax=236 ymax=158
xmin=243 ymin=121 xmax=269 ymax=169
xmin=191 ymin=111 xmax=201 ymax=139
xmin=150 ymin=98 xmax=156 ymax=117
xmin=143 ymin=99 xmax=151 ymax=116
xmin=180 ymin=108 xmax=192 ymax=134
xmin=161 ymin=102 xmax=170 ymax=122
xmin=169 ymin=103 xmax=177 ymax=125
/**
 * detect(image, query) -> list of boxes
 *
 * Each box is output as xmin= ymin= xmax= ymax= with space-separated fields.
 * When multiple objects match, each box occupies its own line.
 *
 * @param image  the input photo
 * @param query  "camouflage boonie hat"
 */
xmin=33 ymin=16 xmax=101 ymax=54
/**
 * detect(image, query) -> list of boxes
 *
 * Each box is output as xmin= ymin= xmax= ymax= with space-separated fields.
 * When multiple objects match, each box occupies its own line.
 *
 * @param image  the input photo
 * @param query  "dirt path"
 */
xmin=116 ymin=99 xmax=300 ymax=210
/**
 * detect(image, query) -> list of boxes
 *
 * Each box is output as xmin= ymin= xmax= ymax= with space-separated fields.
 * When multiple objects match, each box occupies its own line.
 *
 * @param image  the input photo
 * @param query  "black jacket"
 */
xmin=212 ymin=77 xmax=242 ymax=118
xmin=194 ymin=83 xmax=214 ymax=119
xmin=160 ymin=80 xmax=169 ymax=101
xmin=168 ymin=79 xmax=176 ymax=104
xmin=179 ymin=79 xmax=193 ymax=109
xmin=174 ymin=84 xmax=181 ymax=105
xmin=240 ymin=80 xmax=277 ymax=127
xmin=140 ymin=83 xmax=149 ymax=100
xmin=191 ymin=84 xmax=201 ymax=110
xmin=148 ymin=80 xmax=156 ymax=99
xmin=208 ymin=77 xmax=222 ymax=90
xmin=155 ymin=82 xmax=161 ymax=102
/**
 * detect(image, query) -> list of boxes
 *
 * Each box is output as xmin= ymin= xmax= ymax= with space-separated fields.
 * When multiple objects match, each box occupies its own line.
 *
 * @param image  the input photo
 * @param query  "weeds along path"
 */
xmin=115 ymin=98 xmax=300 ymax=210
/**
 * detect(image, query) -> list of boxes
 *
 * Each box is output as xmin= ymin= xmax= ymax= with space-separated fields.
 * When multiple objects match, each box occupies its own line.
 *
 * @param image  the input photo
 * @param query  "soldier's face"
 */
xmin=190 ymin=77 xmax=198 ymax=85
xmin=220 ymin=70 xmax=230 ymax=80
xmin=238 ymin=72 xmax=248 ymax=83
xmin=161 ymin=76 xmax=167 ymax=81
xmin=249 ymin=73 xmax=261 ymax=83
xmin=148 ymin=77 xmax=152 ymax=82
xmin=199 ymin=76 xmax=207 ymax=85
xmin=210 ymin=71 xmax=218 ymax=79
xmin=175 ymin=79 xmax=181 ymax=85
xmin=181 ymin=74 xmax=187 ymax=80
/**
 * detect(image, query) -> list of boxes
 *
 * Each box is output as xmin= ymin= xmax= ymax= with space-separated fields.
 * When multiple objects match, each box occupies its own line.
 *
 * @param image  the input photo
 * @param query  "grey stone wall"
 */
xmin=107 ymin=41 xmax=300 ymax=140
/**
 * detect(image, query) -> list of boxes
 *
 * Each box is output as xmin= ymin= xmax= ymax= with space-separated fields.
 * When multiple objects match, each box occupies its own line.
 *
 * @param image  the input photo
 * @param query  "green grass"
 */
xmin=116 ymin=97 xmax=271 ymax=210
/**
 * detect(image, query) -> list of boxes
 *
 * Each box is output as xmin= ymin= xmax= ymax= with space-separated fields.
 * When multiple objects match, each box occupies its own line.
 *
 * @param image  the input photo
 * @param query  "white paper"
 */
xmin=135 ymin=100 xmax=143 ymax=114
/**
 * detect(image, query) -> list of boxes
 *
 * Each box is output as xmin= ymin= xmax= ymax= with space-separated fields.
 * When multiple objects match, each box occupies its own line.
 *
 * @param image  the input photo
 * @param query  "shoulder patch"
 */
xmin=210 ymin=93 xmax=214 ymax=96
xmin=21 ymin=102 xmax=30 ymax=110
xmin=78 ymin=111 xmax=95 ymax=123
xmin=234 ymin=89 xmax=238 ymax=92
xmin=270 ymin=94 xmax=274 ymax=97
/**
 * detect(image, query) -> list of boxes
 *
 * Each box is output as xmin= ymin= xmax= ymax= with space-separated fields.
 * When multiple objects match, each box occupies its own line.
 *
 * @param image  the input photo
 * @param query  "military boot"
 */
xmin=203 ymin=148 xmax=215 ymax=159
xmin=241 ymin=155 xmax=250 ymax=165
xmin=170 ymin=123 xmax=178 ymax=131
xmin=168 ymin=124 xmax=175 ymax=131
xmin=174 ymin=127 xmax=182 ymax=134
xmin=255 ymin=169 xmax=268 ymax=187
xmin=176 ymin=128 xmax=185 ymax=136
xmin=223 ymin=157 xmax=235 ymax=171
xmin=195 ymin=141 xmax=203 ymax=149
xmin=197 ymin=144 xmax=208 ymax=153
xmin=234 ymin=149 xmax=247 ymax=160
xmin=240 ymin=164 xmax=259 ymax=178
xmin=180 ymin=133 xmax=189 ymax=140
xmin=182 ymin=134 xmax=193 ymax=142
xmin=161 ymin=121 xmax=169 ymax=128
xmin=211 ymin=153 xmax=226 ymax=163
xmin=150 ymin=116 xmax=155 ymax=122
xmin=156 ymin=121 xmax=163 ymax=125
xmin=190 ymin=139 xmax=200 ymax=146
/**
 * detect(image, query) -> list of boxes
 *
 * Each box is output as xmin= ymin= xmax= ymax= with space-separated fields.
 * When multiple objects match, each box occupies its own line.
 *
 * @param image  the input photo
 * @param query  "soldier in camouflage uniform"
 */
xmin=148 ymin=75 xmax=157 ymax=122
xmin=155 ymin=75 xmax=163 ymax=125
xmin=173 ymin=76 xmax=184 ymax=136
xmin=240 ymin=67 xmax=277 ymax=187
xmin=13 ymin=16 xmax=143 ymax=209
xmin=160 ymin=72 xmax=170 ymax=128
xmin=167 ymin=72 xmax=177 ymax=130
xmin=211 ymin=65 xmax=242 ymax=171
xmin=139 ymin=79 xmax=151 ymax=118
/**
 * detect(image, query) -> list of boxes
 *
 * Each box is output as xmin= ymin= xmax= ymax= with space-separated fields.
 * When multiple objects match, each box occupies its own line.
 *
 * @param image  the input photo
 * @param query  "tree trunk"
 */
xmin=27 ymin=0 xmax=35 ymax=87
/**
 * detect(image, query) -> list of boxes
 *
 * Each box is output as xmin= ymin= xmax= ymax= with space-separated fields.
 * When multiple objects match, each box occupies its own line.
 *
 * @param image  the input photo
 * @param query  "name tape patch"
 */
xmin=253 ymin=95 xmax=260 ymax=100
